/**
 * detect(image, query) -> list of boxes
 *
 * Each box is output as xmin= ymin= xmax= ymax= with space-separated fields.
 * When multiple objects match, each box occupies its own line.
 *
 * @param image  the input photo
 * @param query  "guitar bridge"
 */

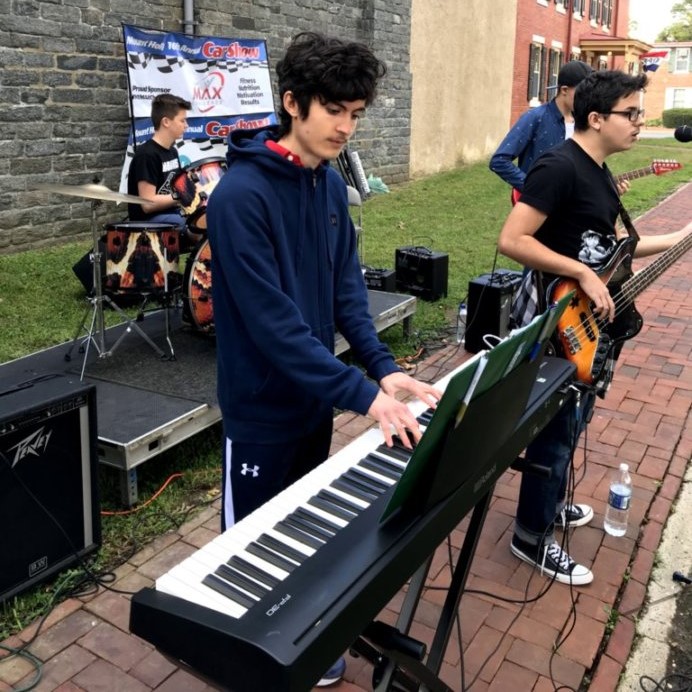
xmin=563 ymin=326 xmax=580 ymax=354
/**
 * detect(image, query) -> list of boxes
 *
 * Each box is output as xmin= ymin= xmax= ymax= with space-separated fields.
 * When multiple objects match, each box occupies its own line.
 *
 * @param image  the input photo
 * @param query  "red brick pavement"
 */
xmin=1 ymin=183 xmax=690 ymax=691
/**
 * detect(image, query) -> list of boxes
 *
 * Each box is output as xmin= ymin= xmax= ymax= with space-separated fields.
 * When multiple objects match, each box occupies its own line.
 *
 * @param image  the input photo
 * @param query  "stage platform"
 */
xmin=0 ymin=290 xmax=416 ymax=505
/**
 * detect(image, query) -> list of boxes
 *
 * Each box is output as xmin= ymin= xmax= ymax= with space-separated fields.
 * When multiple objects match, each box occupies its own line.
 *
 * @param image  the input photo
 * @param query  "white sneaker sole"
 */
xmin=556 ymin=503 xmax=595 ymax=529
xmin=511 ymin=541 xmax=594 ymax=585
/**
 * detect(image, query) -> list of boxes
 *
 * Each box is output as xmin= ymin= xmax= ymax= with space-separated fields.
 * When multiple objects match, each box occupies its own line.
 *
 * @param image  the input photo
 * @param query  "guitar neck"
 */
xmin=616 ymin=166 xmax=653 ymax=183
xmin=622 ymin=232 xmax=692 ymax=302
xmin=615 ymin=160 xmax=681 ymax=183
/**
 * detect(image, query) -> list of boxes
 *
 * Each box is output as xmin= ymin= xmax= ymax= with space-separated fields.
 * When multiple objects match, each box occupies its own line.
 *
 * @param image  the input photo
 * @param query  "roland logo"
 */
xmin=473 ymin=463 xmax=497 ymax=494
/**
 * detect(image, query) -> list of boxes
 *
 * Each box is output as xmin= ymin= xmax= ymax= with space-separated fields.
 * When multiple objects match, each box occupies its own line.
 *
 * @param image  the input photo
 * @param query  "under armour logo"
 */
xmin=240 ymin=463 xmax=260 ymax=478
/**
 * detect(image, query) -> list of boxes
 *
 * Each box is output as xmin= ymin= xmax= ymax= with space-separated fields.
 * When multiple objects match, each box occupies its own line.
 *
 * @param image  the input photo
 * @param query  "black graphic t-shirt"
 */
xmin=520 ymin=138 xmax=620 ymax=271
xmin=127 ymin=139 xmax=181 ymax=221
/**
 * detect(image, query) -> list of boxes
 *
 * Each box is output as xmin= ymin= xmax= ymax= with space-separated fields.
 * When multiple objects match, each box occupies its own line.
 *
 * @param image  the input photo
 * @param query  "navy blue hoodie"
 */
xmin=206 ymin=127 xmax=400 ymax=443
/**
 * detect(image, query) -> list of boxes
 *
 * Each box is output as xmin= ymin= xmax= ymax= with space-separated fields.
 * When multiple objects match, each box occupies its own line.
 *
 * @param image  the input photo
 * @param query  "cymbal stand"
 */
xmin=64 ymin=201 xmax=168 ymax=379
xmin=162 ymin=247 xmax=176 ymax=360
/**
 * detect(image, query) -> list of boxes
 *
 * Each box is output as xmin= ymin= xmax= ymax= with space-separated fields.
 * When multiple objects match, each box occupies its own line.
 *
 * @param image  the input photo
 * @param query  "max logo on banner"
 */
xmin=195 ymin=71 xmax=225 ymax=113
xmin=8 ymin=426 xmax=52 ymax=468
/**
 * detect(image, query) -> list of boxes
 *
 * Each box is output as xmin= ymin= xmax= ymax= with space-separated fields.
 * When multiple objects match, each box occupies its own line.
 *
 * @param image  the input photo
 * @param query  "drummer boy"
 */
xmin=127 ymin=93 xmax=201 ymax=250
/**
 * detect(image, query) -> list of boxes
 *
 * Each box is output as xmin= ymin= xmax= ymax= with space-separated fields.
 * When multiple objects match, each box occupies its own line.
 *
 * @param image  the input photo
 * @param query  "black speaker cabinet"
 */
xmin=0 ymin=375 xmax=100 ymax=603
xmin=465 ymin=269 xmax=523 ymax=353
xmin=363 ymin=267 xmax=397 ymax=292
xmin=395 ymin=246 xmax=449 ymax=301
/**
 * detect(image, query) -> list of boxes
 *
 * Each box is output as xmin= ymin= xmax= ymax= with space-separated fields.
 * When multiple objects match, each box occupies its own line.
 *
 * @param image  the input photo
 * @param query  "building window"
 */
xmin=589 ymin=0 xmax=601 ymax=22
xmin=528 ymin=44 xmax=547 ymax=102
xmin=546 ymin=50 xmax=563 ymax=97
xmin=674 ymin=48 xmax=690 ymax=73
xmin=671 ymin=88 xmax=687 ymax=108
xmin=573 ymin=0 xmax=585 ymax=15
xmin=602 ymin=0 xmax=612 ymax=26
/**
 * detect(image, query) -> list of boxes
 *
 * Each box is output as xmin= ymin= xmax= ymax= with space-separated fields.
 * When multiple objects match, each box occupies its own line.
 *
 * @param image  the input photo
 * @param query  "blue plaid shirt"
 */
xmin=489 ymin=99 xmax=567 ymax=192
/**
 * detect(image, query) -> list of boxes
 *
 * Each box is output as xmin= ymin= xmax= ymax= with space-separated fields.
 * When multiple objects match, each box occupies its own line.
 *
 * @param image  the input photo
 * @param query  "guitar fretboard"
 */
xmin=615 ymin=159 xmax=681 ymax=183
xmin=621 ymin=231 xmax=692 ymax=303
xmin=616 ymin=166 xmax=654 ymax=182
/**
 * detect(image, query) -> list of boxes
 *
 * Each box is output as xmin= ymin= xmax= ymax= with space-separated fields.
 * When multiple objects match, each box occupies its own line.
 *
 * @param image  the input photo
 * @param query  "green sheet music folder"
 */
xmin=380 ymin=290 xmax=574 ymax=523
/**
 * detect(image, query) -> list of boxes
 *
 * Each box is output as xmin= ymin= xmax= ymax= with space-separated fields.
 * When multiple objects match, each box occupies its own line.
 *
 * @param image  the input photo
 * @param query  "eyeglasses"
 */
xmin=601 ymin=108 xmax=645 ymax=123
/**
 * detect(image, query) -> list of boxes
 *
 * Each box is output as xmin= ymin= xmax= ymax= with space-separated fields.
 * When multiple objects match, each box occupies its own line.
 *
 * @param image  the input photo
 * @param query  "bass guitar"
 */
xmin=547 ymin=229 xmax=692 ymax=387
xmin=511 ymin=159 xmax=682 ymax=205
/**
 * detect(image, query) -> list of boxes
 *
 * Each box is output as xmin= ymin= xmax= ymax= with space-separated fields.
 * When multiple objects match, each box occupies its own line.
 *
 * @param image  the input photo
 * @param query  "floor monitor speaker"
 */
xmin=464 ymin=270 xmax=523 ymax=353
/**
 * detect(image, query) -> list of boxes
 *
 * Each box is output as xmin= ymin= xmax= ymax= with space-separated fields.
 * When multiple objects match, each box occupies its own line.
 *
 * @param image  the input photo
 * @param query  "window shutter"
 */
xmin=527 ymin=44 xmax=538 ymax=101
xmin=539 ymin=47 xmax=547 ymax=100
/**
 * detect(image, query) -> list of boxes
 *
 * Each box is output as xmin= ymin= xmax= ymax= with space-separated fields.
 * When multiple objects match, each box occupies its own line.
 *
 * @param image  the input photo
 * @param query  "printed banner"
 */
xmin=120 ymin=25 xmax=277 ymax=192
xmin=640 ymin=50 xmax=669 ymax=73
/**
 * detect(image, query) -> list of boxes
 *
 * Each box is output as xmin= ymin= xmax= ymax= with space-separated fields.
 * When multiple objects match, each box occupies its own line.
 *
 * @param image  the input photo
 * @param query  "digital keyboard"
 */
xmin=130 ymin=356 xmax=575 ymax=691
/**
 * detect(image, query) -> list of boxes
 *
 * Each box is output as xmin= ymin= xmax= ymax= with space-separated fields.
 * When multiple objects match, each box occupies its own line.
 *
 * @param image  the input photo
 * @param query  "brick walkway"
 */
xmin=1 ymin=183 xmax=690 ymax=691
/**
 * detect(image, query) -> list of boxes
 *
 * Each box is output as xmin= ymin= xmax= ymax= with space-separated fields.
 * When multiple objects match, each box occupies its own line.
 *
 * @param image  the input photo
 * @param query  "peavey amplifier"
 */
xmin=395 ymin=246 xmax=449 ymax=301
xmin=0 ymin=374 xmax=100 ymax=603
xmin=465 ymin=269 xmax=523 ymax=353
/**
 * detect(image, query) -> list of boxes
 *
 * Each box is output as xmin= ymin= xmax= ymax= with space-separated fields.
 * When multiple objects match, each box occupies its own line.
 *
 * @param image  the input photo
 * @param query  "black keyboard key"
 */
xmin=417 ymin=408 xmax=434 ymax=425
xmin=295 ymin=506 xmax=342 ymax=534
xmin=359 ymin=454 xmax=403 ymax=481
xmin=228 ymin=555 xmax=281 ymax=589
xmin=215 ymin=563 xmax=269 ymax=599
xmin=316 ymin=489 xmax=363 ymax=516
xmin=246 ymin=542 xmax=297 ymax=574
xmin=343 ymin=469 xmax=387 ymax=495
xmin=284 ymin=514 xmax=334 ymax=542
xmin=391 ymin=434 xmax=417 ymax=455
xmin=347 ymin=467 xmax=390 ymax=493
xmin=275 ymin=520 xmax=325 ymax=550
xmin=376 ymin=443 xmax=410 ymax=463
xmin=257 ymin=533 xmax=306 ymax=565
xmin=309 ymin=494 xmax=356 ymax=523
xmin=332 ymin=475 xmax=378 ymax=503
xmin=203 ymin=573 xmax=258 ymax=610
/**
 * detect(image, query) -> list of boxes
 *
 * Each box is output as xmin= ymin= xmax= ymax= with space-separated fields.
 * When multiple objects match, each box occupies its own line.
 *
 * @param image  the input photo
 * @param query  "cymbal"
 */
xmin=34 ymin=183 xmax=147 ymax=205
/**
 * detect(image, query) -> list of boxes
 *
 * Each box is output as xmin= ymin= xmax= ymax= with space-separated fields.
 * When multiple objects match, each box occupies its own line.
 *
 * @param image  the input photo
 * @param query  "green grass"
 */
xmin=0 ymin=138 xmax=690 ymax=640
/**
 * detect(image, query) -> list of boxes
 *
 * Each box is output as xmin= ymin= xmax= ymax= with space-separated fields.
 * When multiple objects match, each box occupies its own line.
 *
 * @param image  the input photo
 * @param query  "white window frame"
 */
xmin=673 ymin=48 xmax=690 ymax=74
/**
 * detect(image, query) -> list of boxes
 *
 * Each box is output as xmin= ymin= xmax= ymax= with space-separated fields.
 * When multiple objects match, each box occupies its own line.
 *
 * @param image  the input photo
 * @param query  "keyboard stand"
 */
xmin=351 ymin=489 xmax=492 ymax=692
xmin=351 ymin=361 xmax=577 ymax=691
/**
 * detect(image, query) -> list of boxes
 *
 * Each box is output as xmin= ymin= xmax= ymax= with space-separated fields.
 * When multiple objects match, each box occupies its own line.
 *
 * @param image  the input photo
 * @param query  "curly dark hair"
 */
xmin=573 ymin=70 xmax=648 ymax=131
xmin=275 ymin=32 xmax=387 ymax=136
xmin=151 ymin=93 xmax=191 ymax=129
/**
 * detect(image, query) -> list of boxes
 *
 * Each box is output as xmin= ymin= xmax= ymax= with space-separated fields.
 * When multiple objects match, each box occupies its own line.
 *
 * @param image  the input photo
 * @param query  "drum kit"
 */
xmin=35 ymin=157 xmax=225 ymax=378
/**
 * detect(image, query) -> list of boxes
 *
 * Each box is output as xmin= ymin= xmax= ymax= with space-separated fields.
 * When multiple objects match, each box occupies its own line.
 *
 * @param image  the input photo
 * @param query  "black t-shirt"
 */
xmin=520 ymin=138 xmax=621 ymax=270
xmin=127 ymin=139 xmax=181 ymax=221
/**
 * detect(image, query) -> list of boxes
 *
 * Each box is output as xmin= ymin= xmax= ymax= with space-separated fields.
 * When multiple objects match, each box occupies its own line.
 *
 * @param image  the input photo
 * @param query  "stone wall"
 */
xmin=0 ymin=0 xmax=411 ymax=253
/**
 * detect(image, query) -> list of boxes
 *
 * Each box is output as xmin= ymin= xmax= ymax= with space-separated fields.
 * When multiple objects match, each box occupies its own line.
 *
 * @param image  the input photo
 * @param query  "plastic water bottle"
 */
xmin=604 ymin=463 xmax=632 ymax=536
xmin=456 ymin=302 xmax=467 ymax=343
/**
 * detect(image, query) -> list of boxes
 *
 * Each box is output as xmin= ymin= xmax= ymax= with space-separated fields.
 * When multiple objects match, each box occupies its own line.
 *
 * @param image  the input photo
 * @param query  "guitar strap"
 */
xmin=605 ymin=164 xmax=640 ymax=244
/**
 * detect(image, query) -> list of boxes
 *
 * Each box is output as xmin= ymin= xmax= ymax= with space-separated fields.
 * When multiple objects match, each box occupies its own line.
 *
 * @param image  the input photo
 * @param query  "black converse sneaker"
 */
xmin=555 ymin=503 xmax=594 ymax=529
xmin=510 ymin=536 xmax=594 ymax=585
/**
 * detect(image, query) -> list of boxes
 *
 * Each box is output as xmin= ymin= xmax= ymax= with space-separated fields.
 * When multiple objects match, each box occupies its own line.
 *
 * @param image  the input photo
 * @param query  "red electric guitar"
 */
xmin=511 ymin=158 xmax=682 ymax=205
xmin=547 ymin=229 xmax=692 ymax=387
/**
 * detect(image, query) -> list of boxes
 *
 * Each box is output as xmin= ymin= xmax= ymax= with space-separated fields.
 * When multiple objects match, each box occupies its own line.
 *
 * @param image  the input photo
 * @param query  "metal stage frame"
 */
xmin=0 ymin=290 xmax=415 ymax=506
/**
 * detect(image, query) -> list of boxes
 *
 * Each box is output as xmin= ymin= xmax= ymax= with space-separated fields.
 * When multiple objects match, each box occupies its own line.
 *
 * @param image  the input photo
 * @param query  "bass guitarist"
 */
xmin=497 ymin=70 xmax=688 ymax=585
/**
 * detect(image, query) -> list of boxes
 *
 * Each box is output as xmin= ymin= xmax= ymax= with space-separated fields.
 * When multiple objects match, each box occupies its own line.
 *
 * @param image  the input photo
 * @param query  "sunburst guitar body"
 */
xmin=547 ymin=229 xmax=692 ymax=386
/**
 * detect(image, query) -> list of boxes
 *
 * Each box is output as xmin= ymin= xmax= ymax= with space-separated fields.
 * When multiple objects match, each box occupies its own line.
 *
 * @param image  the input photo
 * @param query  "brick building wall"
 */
xmin=643 ymin=43 xmax=692 ymax=121
xmin=509 ymin=0 xmax=630 ymax=126
xmin=0 ymin=0 xmax=411 ymax=254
